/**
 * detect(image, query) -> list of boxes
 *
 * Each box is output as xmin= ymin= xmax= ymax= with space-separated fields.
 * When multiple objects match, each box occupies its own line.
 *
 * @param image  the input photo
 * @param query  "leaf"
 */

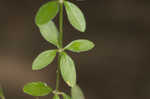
xmin=32 ymin=50 xmax=57 ymax=70
xmin=65 ymin=39 xmax=95 ymax=53
xmin=23 ymin=82 xmax=52 ymax=96
xmin=71 ymin=85 xmax=85 ymax=99
xmin=0 ymin=85 xmax=5 ymax=99
xmin=39 ymin=21 xmax=59 ymax=47
xmin=62 ymin=93 xmax=71 ymax=99
xmin=53 ymin=94 xmax=60 ymax=99
xmin=35 ymin=1 xmax=59 ymax=26
xmin=60 ymin=52 xmax=76 ymax=87
xmin=64 ymin=1 xmax=86 ymax=32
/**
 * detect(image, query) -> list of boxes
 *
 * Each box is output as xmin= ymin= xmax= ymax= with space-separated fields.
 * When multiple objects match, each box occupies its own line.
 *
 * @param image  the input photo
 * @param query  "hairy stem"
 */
xmin=56 ymin=1 xmax=64 ymax=91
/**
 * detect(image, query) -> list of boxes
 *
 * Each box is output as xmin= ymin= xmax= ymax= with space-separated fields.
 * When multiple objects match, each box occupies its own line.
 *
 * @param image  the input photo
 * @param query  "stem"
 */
xmin=58 ymin=2 xmax=63 ymax=48
xmin=56 ymin=54 xmax=61 ymax=91
xmin=56 ymin=1 xmax=64 ymax=91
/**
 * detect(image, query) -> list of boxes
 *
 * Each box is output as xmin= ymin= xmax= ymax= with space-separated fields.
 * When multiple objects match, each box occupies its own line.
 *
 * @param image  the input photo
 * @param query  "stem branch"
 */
xmin=56 ymin=1 xmax=63 ymax=91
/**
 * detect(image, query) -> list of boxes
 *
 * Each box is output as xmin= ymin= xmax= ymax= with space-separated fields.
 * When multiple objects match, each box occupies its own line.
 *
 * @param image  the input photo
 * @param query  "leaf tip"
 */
xmin=32 ymin=67 xmax=38 ymax=71
xmin=32 ymin=64 xmax=39 ymax=71
xmin=80 ymin=27 xmax=86 ymax=32
xmin=66 ymin=81 xmax=72 ymax=87
xmin=66 ymin=81 xmax=76 ymax=88
xmin=91 ymin=42 xmax=95 ymax=49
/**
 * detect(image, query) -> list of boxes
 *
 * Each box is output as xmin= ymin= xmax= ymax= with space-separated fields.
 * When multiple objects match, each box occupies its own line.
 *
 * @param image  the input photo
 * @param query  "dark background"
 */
xmin=0 ymin=0 xmax=150 ymax=99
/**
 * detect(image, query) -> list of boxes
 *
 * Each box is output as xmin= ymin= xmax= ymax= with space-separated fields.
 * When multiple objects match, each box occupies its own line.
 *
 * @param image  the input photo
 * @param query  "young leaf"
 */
xmin=35 ymin=1 xmax=59 ymax=26
xmin=39 ymin=21 xmax=59 ymax=47
xmin=62 ymin=93 xmax=71 ymax=99
xmin=32 ymin=50 xmax=57 ymax=70
xmin=60 ymin=52 xmax=76 ymax=87
xmin=64 ymin=1 xmax=86 ymax=32
xmin=23 ymin=82 xmax=52 ymax=96
xmin=53 ymin=94 xmax=60 ymax=99
xmin=65 ymin=39 xmax=95 ymax=53
xmin=71 ymin=85 xmax=85 ymax=99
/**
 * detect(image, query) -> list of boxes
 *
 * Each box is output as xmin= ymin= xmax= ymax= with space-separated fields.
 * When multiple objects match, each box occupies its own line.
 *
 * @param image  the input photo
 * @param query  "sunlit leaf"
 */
xmin=64 ymin=1 xmax=86 ymax=32
xmin=35 ymin=1 xmax=59 ymax=26
xmin=23 ymin=82 xmax=52 ymax=96
xmin=32 ymin=50 xmax=57 ymax=70
xmin=71 ymin=85 xmax=85 ymax=99
xmin=60 ymin=52 xmax=76 ymax=87
xmin=65 ymin=39 xmax=95 ymax=53
xmin=39 ymin=21 xmax=59 ymax=47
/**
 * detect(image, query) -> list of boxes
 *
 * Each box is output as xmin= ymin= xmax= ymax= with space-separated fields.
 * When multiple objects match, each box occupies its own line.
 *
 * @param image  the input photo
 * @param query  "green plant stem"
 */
xmin=56 ymin=1 xmax=64 ymax=91
xmin=56 ymin=54 xmax=61 ymax=91
xmin=58 ymin=2 xmax=63 ymax=48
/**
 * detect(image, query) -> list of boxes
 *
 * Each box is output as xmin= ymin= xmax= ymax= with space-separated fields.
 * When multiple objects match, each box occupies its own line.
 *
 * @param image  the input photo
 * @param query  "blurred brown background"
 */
xmin=0 ymin=0 xmax=150 ymax=99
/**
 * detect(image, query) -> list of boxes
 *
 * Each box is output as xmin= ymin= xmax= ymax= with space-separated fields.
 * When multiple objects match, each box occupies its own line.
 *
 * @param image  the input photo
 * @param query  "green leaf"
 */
xmin=23 ymin=82 xmax=52 ymax=96
xmin=64 ymin=1 xmax=86 ymax=32
xmin=65 ymin=39 xmax=95 ymax=53
xmin=32 ymin=50 xmax=57 ymax=70
xmin=35 ymin=1 xmax=59 ymax=26
xmin=39 ymin=21 xmax=59 ymax=47
xmin=53 ymin=94 xmax=60 ymax=99
xmin=62 ymin=93 xmax=71 ymax=99
xmin=0 ymin=85 xmax=5 ymax=99
xmin=60 ymin=52 xmax=76 ymax=87
xmin=71 ymin=85 xmax=85 ymax=99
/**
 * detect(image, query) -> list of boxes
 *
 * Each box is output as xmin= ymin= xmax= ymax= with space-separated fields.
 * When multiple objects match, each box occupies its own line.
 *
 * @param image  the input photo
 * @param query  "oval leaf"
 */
xmin=60 ymin=52 xmax=76 ymax=87
xmin=53 ymin=94 xmax=60 ymax=99
xmin=32 ymin=50 xmax=57 ymax=70
xmin=64 ymin=1 xmax=86 ymax=32
xmin=23 ymin=82 xmax=52 ymax=96
xmin=39 ymin=21 xmax=59 ymax=47
xmin=65 ymin=39 xmax=95 ymax=53
xmin=35 ymin=1 xmax=59 ymax=26
xmin=71 ymin=85 xmax=85 ymax=99
xmin=62 ymin=93 xmax=71 ymax=99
